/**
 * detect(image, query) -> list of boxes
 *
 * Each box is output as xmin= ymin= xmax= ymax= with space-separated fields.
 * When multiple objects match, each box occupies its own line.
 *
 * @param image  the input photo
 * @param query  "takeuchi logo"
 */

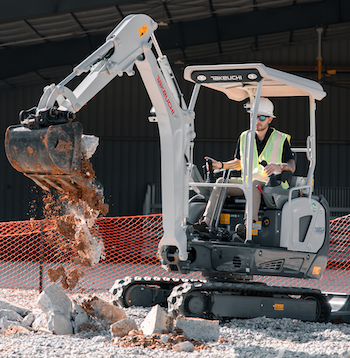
xmin=210 ymin=75 xmax=243 ymax=81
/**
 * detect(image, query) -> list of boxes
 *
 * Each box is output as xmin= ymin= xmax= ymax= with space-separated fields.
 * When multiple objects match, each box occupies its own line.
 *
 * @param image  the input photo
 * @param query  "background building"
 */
xmin=1 ymin=0 xmax=349 ymax=220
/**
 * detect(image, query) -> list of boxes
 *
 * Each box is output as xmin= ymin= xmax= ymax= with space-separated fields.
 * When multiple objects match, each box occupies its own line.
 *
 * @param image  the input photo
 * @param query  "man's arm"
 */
xmin=223 ymin=158 xmax=242 ymax=171
xmin=204 ymin=156 xmax=242 ymax=171
xmin=264 ymin=159 xmax=295 ymax=176
xmin=264 ymin=137 xmax=296 ymax=176
xmin=204 ymin=136 xmax=242 ymax=171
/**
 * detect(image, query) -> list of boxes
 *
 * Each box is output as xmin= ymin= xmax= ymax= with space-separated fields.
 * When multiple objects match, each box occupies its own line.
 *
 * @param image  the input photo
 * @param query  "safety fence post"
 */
xmin=39 ymin=221 xmax=44 ymax=293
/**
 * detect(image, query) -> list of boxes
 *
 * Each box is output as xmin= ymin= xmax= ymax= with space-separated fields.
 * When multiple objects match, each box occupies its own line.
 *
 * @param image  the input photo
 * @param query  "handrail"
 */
xmin=306 ymin=135 xmax=314 ymax=161
xmin=288 ymin=185 xmax=312 ymax=204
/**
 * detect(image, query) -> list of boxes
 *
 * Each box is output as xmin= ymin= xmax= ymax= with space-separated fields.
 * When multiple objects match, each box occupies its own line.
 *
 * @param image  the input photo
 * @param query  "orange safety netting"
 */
xmin=0 ymin=214 xmax=349 ymax=294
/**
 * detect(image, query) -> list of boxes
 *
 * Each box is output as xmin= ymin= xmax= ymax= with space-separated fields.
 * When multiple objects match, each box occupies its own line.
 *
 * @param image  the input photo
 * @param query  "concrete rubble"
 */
xmin=81 ymin=296 xmax=127 ymax=324
xmin=141 ymin=304 xmax=173 ymax=336
xmin=0 ymin=317 xmax=23 ymax=331
xmin=0 ymin=285 xmax=220 ymax=353
xmin=71 ymin=300 xmax=89 ymax=334
xmin=37 ymin=283 xmax=73 ymax=335
xmin=32 ymin=312 xmax=48 ymax=331
xmin=175 ymin=315 xmax=220 ymax=341
xmin=0 ymin=308 xmax=23 ymax=321
xmin=0 ymin=300 xmax=29 ymax=316
xmin=173 ymin=341 xmax=195 ymax=352
xmin=47 ymin=312 xmax=73 ymax=335
xmin=22 ymin=312 xmax=35 ymax=328
xmin=110 ymin=318 xmax=138 ymax=337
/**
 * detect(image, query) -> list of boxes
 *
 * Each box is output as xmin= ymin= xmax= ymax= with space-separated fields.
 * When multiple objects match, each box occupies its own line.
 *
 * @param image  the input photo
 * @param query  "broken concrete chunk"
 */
xmin=175 ymin=315 xmax=220 ymax=341
xmin=0 ymin=317 xmax=22 ymax=331
xmin=38 ymin=327 xmax=53 ymax=334
xmin=32 ymin=313 xmax=48 ymax=331
xmin=0 ymin=300 xmax=29 ymax=316
xmin=22 ymin=313 xmax=35 ymax=328
xmin=74 ymin=215 xmax=104 ymax=266
xmin=81 ymin=134 xmax=99 ymax=159
xmin=83 ymin=297 xmax=126 ymax=325
xmin=173 ymin=341 xmax=195 ymax=352
xmin=110 ymin=318 xmax=138 ymax=338
xmin=47 ymin=312 xmax=73 ymax=335
xmin=71 ymin=301 xmax=89 ymax=334
xmin=141 ymin=305 xmax=173 ymax=336
xmin=160 ymin=334 xmax=170 ymax=343
xmin=37 ymin=283 xmax=72 ymax=320
xmin=0 ymin=309 xmax=23 ymax=322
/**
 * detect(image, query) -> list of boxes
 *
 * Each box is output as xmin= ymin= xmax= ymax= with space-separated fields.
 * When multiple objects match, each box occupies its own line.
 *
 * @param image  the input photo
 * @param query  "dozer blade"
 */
xmin=5 ymin=122 xmax=92 ymax=192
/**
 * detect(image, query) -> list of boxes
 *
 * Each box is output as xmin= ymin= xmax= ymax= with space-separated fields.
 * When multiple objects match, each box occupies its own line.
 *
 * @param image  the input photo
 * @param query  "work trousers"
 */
xmin=203 ymin=177 xmax=266 ymax=223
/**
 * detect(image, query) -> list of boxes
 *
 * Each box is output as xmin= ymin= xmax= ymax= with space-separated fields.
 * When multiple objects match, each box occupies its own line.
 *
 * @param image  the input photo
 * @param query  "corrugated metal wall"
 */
xmin=1 ymin=35 xmax=350 ymax=220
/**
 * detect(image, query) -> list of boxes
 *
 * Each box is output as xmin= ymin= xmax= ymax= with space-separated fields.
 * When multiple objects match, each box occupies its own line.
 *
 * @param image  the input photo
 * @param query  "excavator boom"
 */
xmin=4 ymin=14 xmax=195 ymax=262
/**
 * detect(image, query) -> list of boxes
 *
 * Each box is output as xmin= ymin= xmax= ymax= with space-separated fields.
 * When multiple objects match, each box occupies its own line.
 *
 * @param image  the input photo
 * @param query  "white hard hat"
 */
xmin=248 ymin=97 xmax=275 ymax=118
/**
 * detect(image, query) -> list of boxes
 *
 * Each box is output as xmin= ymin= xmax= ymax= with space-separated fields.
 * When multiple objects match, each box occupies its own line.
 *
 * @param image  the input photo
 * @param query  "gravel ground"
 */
xmin=0 ymin=289 xmax=349 ymax=358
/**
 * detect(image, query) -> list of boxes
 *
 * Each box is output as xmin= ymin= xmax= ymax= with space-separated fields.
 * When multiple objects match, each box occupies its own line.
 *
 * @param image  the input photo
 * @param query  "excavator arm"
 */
xmin=5 ymin=14 xmax=195 ymax=261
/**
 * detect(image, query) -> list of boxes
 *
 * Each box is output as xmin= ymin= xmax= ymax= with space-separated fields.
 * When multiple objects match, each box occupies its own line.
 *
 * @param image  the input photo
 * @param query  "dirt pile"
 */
xmin=113 ymin=328 xmax=208 ymax=351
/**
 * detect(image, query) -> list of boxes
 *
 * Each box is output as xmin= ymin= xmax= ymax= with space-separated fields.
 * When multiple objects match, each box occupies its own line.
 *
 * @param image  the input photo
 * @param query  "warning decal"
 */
xmin=312 ymin=266 xmax=321 ymax=275
xmin=138 ymin=24 xmax=148 ymax=37
xmin=220 ymin=213 xmax=230 ymax=225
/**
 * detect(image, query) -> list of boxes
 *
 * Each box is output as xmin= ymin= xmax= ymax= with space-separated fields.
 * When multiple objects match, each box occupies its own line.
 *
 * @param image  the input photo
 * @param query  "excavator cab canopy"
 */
xmin=184 ymin=63 xmax=327 ymax=242
xmin=184 ymin=63 xmax=326 ymax=101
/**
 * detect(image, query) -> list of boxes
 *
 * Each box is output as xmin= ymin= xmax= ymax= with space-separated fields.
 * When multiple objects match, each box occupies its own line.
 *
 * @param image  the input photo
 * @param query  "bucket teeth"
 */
xmin=25 ymin=173 xmax=94 ymax=193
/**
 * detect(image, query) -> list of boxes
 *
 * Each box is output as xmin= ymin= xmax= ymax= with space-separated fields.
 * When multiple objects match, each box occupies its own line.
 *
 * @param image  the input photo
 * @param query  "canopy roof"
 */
xmin=184 ymin=63 xmax=326 ymax=101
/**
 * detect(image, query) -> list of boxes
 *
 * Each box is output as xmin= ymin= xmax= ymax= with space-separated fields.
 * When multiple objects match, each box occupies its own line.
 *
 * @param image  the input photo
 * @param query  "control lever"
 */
xmin=205 ymin=158 xmax=215 ymax=183
xmin=259 ymin=160 xmax=279 ymax=187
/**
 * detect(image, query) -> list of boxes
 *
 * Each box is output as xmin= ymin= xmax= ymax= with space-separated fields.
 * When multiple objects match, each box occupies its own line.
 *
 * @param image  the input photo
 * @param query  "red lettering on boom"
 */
xmin=157 ymin=76 xmax=175 ymax=115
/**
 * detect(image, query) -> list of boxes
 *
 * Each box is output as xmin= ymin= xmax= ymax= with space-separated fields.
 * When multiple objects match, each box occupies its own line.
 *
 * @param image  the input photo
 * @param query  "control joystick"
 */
xmin=260 ymin=160 xmax=279 ymax=187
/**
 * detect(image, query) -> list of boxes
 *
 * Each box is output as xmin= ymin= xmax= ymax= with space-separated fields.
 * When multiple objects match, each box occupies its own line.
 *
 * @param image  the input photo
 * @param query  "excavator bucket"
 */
xmin=4 ymin=122 xmax=93 ymax=192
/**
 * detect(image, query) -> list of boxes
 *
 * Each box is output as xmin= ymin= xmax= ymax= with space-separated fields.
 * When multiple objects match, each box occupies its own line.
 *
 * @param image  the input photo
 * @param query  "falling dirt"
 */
xmin=54 ymin=215 xmax=76 ymax=240
xmin=34 ymin=154 xmax=109 ymax=290
xmin=47 ymin=265 xmax=84 ymax=290
xmin=68 ymin=268 xmax=85 ymax=289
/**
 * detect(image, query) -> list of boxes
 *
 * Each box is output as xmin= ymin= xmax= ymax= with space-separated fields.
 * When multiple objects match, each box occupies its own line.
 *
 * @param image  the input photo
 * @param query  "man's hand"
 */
xmin=204 ymin=156 xmax=242 ymax=171
xmin=204 ymin=156 xmax=222 ymax=170
xmin=264 ymin=160 xmax=295 ymax=176
xmin=264 ymin=163 xmax=281 ymax=176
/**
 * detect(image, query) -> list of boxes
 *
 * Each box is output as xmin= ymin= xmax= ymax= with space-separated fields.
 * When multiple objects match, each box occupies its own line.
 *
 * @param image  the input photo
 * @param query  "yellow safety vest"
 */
xmin=240 ymin=128 xmax=291 ymax=189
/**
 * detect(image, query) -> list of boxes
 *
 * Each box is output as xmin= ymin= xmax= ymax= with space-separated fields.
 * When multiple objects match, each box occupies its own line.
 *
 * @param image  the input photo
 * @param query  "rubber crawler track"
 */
xmin=110 ymin=276 xmax=200 ymax=308
xmin=167 ymin=281 xmax=331 ymax=323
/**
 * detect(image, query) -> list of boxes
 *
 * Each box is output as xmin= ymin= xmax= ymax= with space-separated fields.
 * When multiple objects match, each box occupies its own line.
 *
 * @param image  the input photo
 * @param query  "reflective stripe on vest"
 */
xmin=240 ymin=128 xmax=291 ymax=189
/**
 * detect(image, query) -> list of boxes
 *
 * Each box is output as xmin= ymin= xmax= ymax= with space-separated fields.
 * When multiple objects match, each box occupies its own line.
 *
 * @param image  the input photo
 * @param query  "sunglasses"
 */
xmin=257 ymin=115 xmax=270 ymax=121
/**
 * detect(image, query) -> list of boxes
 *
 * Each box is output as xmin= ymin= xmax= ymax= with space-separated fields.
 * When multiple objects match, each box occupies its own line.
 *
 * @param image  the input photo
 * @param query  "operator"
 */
xmin=193 ymin=97 xmax=296 ymax=239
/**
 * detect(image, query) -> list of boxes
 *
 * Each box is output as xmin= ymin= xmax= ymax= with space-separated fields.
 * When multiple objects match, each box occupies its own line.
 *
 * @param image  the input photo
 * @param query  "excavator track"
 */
xmin=110 ymin=276 xmax=202 ymax=308
xmin=167 ymin=281 xmax=331 ymax=323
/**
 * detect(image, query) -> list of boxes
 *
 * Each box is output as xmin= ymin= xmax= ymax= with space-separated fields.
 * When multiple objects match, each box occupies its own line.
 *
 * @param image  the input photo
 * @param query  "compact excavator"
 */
xmin=5 ymin=14 xmax=333 ymax=322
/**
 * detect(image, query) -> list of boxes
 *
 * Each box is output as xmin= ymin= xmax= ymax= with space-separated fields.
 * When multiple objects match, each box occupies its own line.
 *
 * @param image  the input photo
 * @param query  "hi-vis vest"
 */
xmin=240 ymin=128 xmax=291 ymax=189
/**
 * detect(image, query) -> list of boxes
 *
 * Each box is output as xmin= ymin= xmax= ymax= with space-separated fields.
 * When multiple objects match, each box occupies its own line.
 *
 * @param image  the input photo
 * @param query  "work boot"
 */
xmin=235 ymin=223 xmax=246 ymax=239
